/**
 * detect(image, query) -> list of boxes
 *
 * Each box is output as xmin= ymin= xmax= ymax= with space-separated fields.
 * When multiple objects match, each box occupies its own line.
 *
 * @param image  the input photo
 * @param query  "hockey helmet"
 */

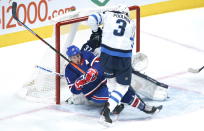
xmin=116 ymin=5 xmax=129 ymax=16
xmin=66 ymin=45 xmax=81 ymax=57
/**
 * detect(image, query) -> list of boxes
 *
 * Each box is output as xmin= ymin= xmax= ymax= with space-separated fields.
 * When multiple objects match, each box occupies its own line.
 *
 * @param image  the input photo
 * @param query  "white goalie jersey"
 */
xmin=88 ymin=11 xmax=135 ymax=56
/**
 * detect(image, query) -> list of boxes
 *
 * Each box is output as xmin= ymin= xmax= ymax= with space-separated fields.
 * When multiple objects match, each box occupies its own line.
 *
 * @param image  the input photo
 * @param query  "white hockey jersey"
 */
xmin=88 ymin=11 xmax=135 ymax=57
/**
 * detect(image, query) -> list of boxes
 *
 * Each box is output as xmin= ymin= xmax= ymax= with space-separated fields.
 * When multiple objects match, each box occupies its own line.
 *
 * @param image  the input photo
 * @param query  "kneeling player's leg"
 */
xmin=90 ymin=85 xmax=109 ymax=104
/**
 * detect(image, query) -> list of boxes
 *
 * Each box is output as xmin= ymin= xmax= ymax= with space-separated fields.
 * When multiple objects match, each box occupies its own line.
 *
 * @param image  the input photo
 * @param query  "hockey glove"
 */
xmin=74 ymin=75 xmax=87 ymax=90
xmin=90 ymin=27 xmax=102 ymax=47
xmin=74 ymin=68 xmax=98 ymax=90
xmin=85 ymin=68 xmax=98 ymax=82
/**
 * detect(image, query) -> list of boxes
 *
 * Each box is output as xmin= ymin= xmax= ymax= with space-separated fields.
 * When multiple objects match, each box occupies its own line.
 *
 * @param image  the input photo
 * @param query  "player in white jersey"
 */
xmin=88 ymin=5 xmax=136 ymax=123
xmin=88 ymin=8 xmax=135 ymax=56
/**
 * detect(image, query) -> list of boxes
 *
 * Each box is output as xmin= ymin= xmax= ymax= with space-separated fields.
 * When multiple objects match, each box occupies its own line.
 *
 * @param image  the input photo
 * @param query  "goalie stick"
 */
xmin=132 ymin=69 xmax=169 ymax=89
xmin=12 ymin=2 xmax=85 ymax=74
xmin=188 ymin=66 xmax=204 ymax=73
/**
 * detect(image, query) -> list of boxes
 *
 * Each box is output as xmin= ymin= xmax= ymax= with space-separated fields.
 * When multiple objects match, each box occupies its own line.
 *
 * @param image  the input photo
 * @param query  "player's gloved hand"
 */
xmin=85 ymin=68 xmax=98 ymax=82
xmin=90 ymin=27 xmax=102 ymax=47
xmin=74 ymin=75 xmax=87 ymax=90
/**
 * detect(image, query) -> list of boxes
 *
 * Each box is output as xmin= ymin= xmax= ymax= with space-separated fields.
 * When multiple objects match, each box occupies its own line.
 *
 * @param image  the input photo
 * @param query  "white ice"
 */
xmin=0 ymin=8 xmax=204 ymax=131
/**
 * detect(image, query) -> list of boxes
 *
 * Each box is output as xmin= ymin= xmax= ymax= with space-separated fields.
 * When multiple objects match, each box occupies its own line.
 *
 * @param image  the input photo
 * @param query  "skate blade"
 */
xmin=153 ymin=105 xmax=163 ymax=114
xmin=112 ymin=114 xmax=120 ymax=122
xmin=98 ymin=116 xmax=112 ymax=127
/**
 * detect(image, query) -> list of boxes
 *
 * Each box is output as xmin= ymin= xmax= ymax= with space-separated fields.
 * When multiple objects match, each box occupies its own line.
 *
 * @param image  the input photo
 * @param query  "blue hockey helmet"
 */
xmin=66 ymin=45 xmax=81 ymax=57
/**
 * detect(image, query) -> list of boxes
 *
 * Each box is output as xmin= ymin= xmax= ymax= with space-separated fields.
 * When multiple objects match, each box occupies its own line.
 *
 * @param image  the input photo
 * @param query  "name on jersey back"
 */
xmin=113 ymin=13 xmax=130 ymax=23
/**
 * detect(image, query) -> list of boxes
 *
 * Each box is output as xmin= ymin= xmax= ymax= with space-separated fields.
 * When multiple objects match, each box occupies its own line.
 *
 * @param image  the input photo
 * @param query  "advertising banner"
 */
xmin=0 ymin=0 xmax=167 ymax=35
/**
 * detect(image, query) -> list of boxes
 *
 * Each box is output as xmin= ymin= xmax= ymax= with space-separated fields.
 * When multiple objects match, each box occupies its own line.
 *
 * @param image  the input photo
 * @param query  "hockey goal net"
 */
xmin=19 ymin=5 xmax=140 ymax=104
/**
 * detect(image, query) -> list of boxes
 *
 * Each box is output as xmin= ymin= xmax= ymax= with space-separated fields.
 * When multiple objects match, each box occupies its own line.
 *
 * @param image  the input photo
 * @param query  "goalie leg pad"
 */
xmin=131 ymin=72 xmax=168 ymax=101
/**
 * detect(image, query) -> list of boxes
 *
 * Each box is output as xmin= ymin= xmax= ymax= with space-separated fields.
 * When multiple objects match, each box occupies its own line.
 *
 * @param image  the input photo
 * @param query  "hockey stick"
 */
xmin=132 ymin=69 xmax=168 ymax=89
xmin=12 ymin=2 xmax=85 ymax=74
xmin=188 ymin=66 xmax=204 ymax=73
xmin=35 ymin=65 xmax=65 ymax=77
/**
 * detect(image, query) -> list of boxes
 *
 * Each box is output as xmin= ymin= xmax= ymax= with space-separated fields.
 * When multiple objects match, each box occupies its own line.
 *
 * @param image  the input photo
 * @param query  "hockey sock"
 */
xmin=129 ymin=95 xmax=145 ymax=110
xmin=108 ymin=84 xmax=129 ymax=112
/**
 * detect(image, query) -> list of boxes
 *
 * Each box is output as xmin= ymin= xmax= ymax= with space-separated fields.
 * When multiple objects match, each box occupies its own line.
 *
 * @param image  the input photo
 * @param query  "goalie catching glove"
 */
xmin=75 ymin=68 xmax=98 ymax=90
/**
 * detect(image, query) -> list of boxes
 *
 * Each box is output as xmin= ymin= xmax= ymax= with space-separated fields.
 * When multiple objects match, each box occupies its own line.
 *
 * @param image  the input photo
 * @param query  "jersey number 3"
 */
xmin=113 ymin=19 xmax=127 ymax=36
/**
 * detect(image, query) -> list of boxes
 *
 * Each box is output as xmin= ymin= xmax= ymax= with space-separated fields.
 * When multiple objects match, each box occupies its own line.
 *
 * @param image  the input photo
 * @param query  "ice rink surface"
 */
xmin=0 ymin=8 xmax=204 ymax=131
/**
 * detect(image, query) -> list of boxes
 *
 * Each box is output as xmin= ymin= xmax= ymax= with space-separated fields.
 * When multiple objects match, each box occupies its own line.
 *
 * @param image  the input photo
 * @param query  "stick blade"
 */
xmin=188 ymin=68 xmax=199 ymax=73
xmin=12 ymin=2 xmax=17 ymax=18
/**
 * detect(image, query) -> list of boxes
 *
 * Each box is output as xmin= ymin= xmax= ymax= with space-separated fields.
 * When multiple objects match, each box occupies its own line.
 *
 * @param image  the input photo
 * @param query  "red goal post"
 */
xmin=55 ymin=5 xmax=140 ymax=104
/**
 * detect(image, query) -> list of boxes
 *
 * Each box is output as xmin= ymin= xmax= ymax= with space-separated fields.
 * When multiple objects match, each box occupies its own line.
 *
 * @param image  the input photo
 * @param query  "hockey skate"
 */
xmin=112 ymin=104 xmax=124 ymax=114
xmin=99 ymin=102 xmax=112 ymax=125
xmin=142 ymin=105 xmax=163 ymax=114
